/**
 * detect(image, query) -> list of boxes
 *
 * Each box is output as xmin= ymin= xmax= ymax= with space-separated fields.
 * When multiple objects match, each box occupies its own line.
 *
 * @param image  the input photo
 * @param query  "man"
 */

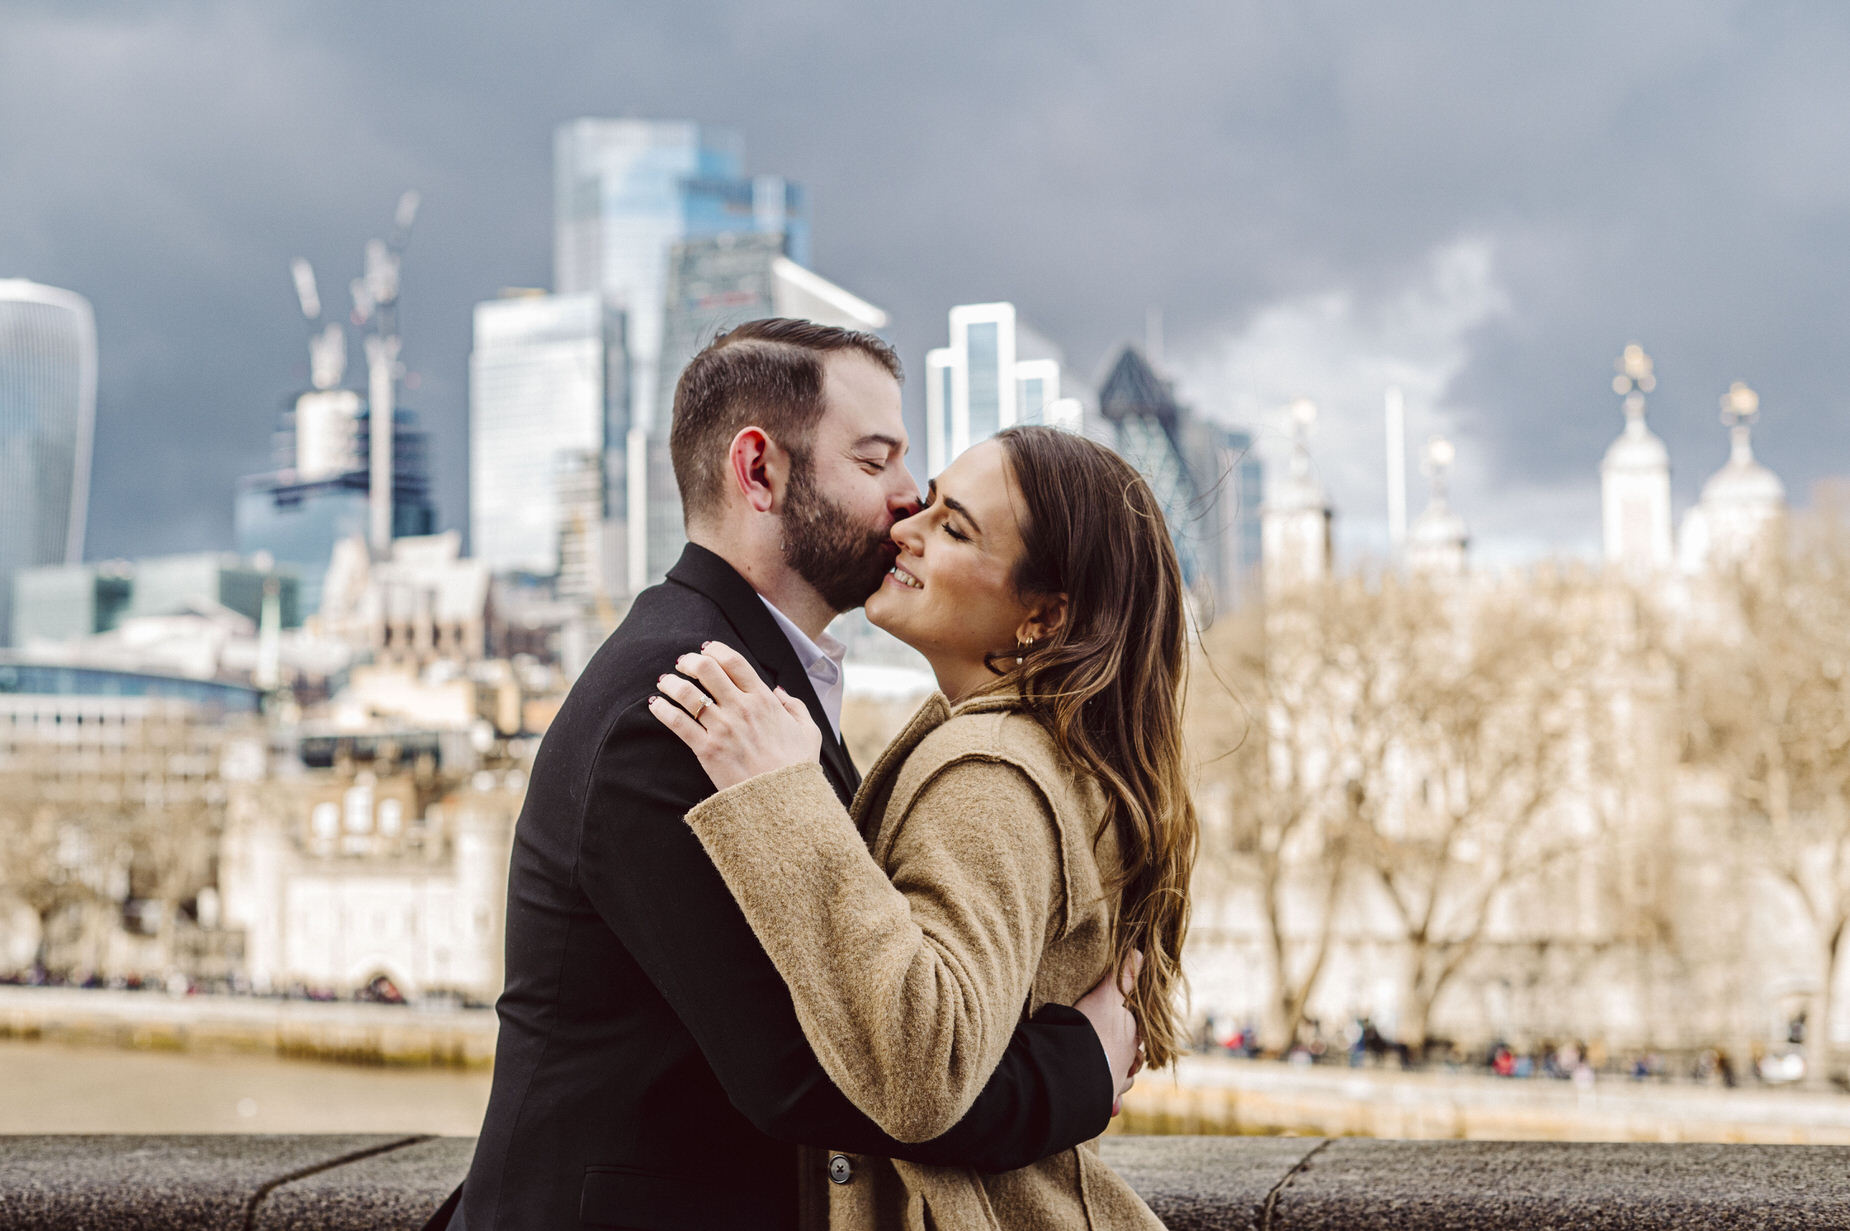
xmin=441 ymin=319 xmax=1136 ymax=1230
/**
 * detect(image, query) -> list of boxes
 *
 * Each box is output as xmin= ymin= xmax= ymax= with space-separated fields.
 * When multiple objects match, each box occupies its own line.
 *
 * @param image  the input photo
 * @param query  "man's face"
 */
xmin=780 ymin=350 xmax=916 ymax=612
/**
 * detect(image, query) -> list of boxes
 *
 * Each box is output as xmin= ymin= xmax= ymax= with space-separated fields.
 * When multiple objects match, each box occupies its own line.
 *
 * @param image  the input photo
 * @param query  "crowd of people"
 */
xmin=0 ymin=964 xmax=444 ymax=1006
xmin=1194 ymin=1013 xmax=1815 ymax=1089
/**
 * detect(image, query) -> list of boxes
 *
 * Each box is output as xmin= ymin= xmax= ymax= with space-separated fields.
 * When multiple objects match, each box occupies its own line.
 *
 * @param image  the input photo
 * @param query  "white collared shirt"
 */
xmin=758 ymin=595 xmax=848 ymax=741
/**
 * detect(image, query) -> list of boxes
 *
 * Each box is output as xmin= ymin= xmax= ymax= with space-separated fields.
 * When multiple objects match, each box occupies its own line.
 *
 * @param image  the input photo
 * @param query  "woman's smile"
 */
xmin=886 ymin=562 xmax=924 ymax=590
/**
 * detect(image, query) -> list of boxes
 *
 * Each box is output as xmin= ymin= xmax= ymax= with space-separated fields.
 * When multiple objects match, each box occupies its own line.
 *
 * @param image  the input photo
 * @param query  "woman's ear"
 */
xmin=1018 ymin=594 xmax=1069 ymax=645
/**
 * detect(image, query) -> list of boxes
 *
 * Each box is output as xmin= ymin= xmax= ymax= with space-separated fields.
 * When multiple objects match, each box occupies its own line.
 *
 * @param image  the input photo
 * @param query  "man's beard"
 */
xmin=782 ymin=457 xmax=893 ymax=612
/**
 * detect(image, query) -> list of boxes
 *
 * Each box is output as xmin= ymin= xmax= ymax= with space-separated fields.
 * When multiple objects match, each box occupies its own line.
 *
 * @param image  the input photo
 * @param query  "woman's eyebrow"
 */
xmin=924 ymin=479 xmax=981 ymax=533
xmin=940 ymin=491 xmax=982 ymax=534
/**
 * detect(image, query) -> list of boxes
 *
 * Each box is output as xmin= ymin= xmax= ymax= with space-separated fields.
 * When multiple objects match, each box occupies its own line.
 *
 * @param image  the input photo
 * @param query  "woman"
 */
xmin=648 ymin=425 xmax=1195 ymax=1229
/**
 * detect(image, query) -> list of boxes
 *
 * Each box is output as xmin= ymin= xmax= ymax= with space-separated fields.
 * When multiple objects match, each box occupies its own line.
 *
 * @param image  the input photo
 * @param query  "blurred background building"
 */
xmin=0 ymin=280 xmax=96 ymax=647
xmin=923 ymin=301 xmax=1088 ymax=475
xmin=468 ymin=290 xmax=626 ymax=605
xmin=636 ymin=231 xmax=888 ymax=587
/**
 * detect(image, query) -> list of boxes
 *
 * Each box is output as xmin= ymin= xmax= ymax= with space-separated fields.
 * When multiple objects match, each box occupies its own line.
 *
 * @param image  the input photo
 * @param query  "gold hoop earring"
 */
xmin=1016 ymin=634 xmax=1033 ymax=667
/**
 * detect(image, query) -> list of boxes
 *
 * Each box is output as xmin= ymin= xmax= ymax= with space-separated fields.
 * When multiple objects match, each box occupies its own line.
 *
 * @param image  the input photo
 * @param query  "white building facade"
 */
xmin=924 ymin=302 xmax=1083 ymax=476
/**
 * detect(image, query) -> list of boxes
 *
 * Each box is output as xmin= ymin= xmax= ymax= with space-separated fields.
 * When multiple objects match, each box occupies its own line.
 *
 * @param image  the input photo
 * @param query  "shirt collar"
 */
xmin=758 ymin=595 xmax=848 ymax=734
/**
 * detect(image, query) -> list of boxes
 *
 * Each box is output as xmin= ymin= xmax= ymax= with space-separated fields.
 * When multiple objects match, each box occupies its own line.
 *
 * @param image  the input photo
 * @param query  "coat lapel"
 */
xmin=848 ymin=693 xmax=951 ymax=838
xmin=665 ymin=543 xmax=860 ymax=803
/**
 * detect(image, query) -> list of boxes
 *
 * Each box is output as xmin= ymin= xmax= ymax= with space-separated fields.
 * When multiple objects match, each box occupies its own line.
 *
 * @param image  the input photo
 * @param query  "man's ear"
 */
xmin=1017 ymin=594 xmax=1069 ymax=645
xmin=727 ymin=427 xmax=785 ymax=514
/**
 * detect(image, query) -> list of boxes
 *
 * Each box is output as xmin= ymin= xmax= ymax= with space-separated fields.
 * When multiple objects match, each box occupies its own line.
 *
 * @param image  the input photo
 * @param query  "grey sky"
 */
xmin=3 ymin=1 xmax=1845 ymax=566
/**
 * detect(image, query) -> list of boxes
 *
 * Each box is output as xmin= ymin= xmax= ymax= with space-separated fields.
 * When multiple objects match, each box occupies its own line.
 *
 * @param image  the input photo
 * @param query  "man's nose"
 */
xmin=888 ymin=477 xmax=921 ymax=520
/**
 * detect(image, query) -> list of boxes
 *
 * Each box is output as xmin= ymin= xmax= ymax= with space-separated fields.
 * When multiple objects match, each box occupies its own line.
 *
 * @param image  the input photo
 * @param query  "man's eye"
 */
xmin=858 ymin=458 xmax=886 ymax=473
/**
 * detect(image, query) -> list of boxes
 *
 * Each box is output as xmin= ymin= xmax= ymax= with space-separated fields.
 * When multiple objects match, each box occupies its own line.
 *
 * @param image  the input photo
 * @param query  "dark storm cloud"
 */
xmin=2 ymin=1 xmax=1844 ymax=561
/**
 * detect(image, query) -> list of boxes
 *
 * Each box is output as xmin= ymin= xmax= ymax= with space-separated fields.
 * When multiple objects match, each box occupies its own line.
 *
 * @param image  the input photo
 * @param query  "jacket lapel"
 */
xmin=665 ymin=543 xmax=860 ymax=804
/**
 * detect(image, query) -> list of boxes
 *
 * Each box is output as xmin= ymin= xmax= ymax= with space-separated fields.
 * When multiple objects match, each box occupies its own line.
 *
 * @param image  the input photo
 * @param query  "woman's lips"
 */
xmin=887 ymin=564 xmax=924 ymax=590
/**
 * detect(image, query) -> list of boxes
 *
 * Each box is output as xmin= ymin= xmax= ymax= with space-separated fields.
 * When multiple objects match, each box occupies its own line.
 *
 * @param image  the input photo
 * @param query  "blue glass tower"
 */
xmin=1098 ymin=346 xmax=1263 ymax=619
xmin=553 ymin=119 xmax=807 ymax=436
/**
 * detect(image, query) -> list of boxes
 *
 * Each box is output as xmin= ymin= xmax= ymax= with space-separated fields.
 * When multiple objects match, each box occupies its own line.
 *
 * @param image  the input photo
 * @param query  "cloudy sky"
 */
xmin=4 ymin=1 xmax=1845 ymax=567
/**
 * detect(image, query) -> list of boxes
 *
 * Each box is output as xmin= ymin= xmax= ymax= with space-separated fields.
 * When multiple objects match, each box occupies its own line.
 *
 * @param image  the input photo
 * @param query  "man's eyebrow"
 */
xmin=852 ymin=433 xmax=905 ymax=453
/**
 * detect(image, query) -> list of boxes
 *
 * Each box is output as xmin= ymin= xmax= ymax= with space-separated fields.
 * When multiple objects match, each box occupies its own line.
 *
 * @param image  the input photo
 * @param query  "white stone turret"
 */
xmin=1601 ymin=344 xmax=1674 ymax=576
xmin=1261 ymin=398 xmax=1335 ymax=593
xmin=1407 ymin=436 xmax=1469 ymax=577
xmin=1679 ymin=381 xmax=1785 ymax=573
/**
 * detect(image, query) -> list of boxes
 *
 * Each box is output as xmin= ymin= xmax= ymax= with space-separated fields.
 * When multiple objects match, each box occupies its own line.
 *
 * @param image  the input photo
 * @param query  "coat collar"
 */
xmin=846 ymin=684 xmax=1033 ymax=834
xmin=666 ymin=542 xmax=860 ymax=799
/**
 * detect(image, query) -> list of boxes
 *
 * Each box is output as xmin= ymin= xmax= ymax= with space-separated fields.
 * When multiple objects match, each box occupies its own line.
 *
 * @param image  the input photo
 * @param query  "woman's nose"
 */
xmin=890 ymin=509 xmax=926 ymax=553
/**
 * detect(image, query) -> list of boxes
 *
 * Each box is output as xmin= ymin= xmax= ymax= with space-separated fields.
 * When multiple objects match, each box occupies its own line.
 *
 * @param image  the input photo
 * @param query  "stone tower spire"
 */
xmin=1600 ymin=343 xmax=1673 ymax=576
xmin=1261 ymin=398 xmax=1334 ymax=593
xmin=1408 ymin=436 xmax=1469 ymax=577
xmin=1679 ymin=381 xmax=1786 ymax=573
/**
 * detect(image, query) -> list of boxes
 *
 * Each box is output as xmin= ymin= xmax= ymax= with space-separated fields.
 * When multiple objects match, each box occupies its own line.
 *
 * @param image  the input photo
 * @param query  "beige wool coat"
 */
xmin=685 ymin=690 xmax=1166 ymax=1231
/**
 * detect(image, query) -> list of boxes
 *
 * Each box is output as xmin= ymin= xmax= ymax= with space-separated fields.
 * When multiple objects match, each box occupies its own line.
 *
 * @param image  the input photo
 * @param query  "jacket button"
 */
xmin=827 ymin=1153 xmax=854 ymax=1185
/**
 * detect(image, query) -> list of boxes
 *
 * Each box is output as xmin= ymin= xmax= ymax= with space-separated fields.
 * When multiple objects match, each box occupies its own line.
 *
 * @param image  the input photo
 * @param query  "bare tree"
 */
xmin=1191 ymin=579 xmax=1409 ymax=1053
xmin=1681 ymin=503 xmax=1850 ymax=1084
xmin=1346 ymin=572 xmax=1598 ymax=1056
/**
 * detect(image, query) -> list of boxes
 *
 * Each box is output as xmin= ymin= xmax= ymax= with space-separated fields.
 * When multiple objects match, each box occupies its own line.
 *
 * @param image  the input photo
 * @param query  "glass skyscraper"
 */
xmin=468 ymin=291 xmax=625 ymax=600
xmin=553 ymin=119 xmax=806 ymax=438
xmin=0 ymin=279 xmax=97 ymax=646
xmin=1097 ymin=346 xmax=1264 ymax=619
xmin=632 ymin=232 xmax=887 ymax=590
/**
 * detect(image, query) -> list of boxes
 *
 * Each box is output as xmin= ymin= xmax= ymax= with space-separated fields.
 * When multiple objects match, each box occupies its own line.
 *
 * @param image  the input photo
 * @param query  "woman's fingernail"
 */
xmin=676 ymin=654 xmax=698 ymax=670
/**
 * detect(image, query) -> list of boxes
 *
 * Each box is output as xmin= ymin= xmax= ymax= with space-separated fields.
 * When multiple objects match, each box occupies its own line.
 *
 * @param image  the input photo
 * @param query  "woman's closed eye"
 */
xmin=920 ymin=489 xmax=969 ymax=541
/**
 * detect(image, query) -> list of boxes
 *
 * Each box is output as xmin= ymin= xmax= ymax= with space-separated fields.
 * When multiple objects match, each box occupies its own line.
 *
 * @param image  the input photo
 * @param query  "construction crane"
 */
xmin=289 ymin=257 xmax=346 ymax=391
xmin=350 ymin=190 xmax=421 ymax=554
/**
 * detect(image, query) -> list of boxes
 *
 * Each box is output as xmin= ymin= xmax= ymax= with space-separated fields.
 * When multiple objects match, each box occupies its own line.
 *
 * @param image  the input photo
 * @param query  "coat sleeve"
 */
xmin=578 ymin=700 xmax=1112 ymax=1169
xmin=685 ymin=755 xmax=1075 ymax=1142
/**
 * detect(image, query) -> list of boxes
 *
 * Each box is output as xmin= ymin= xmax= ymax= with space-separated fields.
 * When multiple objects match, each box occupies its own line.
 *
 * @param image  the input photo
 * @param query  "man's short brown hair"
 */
xmin=668 ymin=318 xmax=903 ymax=524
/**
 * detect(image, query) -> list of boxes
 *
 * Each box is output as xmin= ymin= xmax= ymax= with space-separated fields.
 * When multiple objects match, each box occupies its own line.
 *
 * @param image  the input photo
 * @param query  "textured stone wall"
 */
xmin=4 ymin=1135 xmax=1850 ymax=1228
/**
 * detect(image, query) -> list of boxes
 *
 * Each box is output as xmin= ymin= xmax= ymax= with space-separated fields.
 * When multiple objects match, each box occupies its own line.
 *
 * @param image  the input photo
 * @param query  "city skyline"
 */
xmin=2 ymin=3 xmax=1847 ymax=573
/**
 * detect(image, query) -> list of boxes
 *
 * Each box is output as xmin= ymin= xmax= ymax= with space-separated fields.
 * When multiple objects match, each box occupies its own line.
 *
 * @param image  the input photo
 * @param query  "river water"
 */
xmin=0 ymin=1040 xmax=491 ymax=1134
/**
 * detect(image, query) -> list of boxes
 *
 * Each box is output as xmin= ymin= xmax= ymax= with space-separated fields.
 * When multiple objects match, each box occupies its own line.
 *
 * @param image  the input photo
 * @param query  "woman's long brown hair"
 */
xmin=982 ymin=425 xmax=1198 ymax=1068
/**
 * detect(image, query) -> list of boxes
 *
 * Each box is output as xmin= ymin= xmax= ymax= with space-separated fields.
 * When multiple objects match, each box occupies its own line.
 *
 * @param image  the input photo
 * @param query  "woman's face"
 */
xmin=866 ymin=440 xmax=1040 ymax=695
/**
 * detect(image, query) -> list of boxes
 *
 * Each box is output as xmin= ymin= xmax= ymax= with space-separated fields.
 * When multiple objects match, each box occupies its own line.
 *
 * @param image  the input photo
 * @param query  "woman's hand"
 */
xmin=648 ymin=641 xmax=823 ymax=791
xmin=1074 ymin=950 xmax=1145 ymax=1116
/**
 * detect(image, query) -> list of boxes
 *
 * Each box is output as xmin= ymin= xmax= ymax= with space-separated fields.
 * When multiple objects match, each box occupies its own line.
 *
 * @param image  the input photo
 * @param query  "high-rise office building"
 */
xmin=235 ymin=399 xmax=435 ymax=617
xmin=629 ymin=233 xmax=888 ymax=590
xmin=923 ymin=303 xmax=1086 ymax=476
xmin=553 ymin=119 xmax=806 ymax=439
xmin=0 ymin=280 xmax=97 ymax=646
xmin=1187 ymin=421 xmax=1265 ymax=615
xmin=1097 ymin=345 xmax=1263 ymax=618
xmin=468 ymin=291 xmax=626 ymax=602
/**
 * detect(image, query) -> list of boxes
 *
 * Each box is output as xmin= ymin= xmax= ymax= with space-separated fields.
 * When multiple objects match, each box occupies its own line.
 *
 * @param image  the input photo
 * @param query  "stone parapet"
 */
xmin=4 ymin=1134 xmax=1850 ymax=1228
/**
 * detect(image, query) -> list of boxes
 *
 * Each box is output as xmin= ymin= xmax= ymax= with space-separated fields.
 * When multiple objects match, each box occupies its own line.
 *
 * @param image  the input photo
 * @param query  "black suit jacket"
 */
xmin=448 ymin=544 xmax=1112 ymax=1230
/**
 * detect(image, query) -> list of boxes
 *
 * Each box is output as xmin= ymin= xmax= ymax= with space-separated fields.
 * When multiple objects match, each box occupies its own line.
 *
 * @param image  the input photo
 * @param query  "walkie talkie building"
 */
xmin=0 ymin=279 xmax=97 ymax=645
